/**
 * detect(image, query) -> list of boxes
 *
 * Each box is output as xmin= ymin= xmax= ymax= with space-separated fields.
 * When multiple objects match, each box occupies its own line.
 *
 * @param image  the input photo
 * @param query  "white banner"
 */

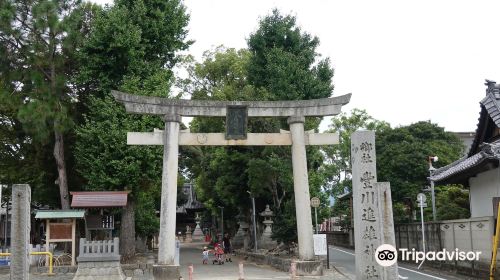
xmin=313 ymin=234 xmax=327 ymax=256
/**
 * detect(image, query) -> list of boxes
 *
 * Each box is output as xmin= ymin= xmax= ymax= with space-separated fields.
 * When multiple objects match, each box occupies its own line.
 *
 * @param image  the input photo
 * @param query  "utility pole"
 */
xmin=218 ymin=206 xmax=224 ymax=241
xmin=417 ymin=193 xmax=427 ymax=269
xmin=428 ymin=156 xmax=438 ymax=221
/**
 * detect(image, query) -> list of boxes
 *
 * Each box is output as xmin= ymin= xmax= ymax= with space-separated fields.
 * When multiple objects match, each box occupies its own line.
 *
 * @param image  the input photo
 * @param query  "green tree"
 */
xmin=247 ymin=9 xmax=333 ymax=102
xmin=181 ymin=48 xmax=262 ymax=236
xmin=0 ymin=87 xmax=60 ymax=207
xmin=246 ymin=9 xmax=335 ymax=244
xmin=435 ymin=185 xmax=469 ymax=220
xmin=323 ymin=109 xmax=389 ymax=228
xmin=323 ymin=109 xmax=390 ymax=197
xmin=0 ymin=0 xmax=98 ymax=209
xmin=76 ymin=0 xmax=190 ymax=101
xmin=185 ymin=9 xmax=336 ymax=245
xmin=376 ymin=121 xmax=464 ymax=222
xmin=75 ymin=0 xmax=190 ymax=258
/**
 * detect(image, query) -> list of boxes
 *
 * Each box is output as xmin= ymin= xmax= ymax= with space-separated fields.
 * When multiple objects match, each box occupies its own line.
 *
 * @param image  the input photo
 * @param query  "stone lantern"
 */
xmin=259 ymin=205 xmax=277 ymax=249
xmin=232 ymin=213 xmax=249 ymax=249
xmin=192 ymin=212 xmax=204 ymax=241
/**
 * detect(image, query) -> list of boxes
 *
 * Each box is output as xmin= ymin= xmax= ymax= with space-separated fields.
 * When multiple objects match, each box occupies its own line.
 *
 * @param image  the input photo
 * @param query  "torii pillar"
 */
xmin=158 ymin=115 xmax=181 ymax=266
xmin=288 ymin=116 xmax=314 ymax=259
xmin=112 ymin=90 xmax=351 ymax=279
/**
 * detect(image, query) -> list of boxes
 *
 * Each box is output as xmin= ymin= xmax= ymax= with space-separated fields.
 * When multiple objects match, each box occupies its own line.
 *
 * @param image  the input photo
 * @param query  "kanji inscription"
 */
xmin=352 ymin=131 xmax=382 ymax=280
xmin=361 ymin=172 xmax=375 ymax=188
xmin=226 ymin=105 xmax=247 ymax=140
xmin=352 ymin=131 xmax=399 ymax=279
xmin=362 ymin=226 xmax=378 ymax=241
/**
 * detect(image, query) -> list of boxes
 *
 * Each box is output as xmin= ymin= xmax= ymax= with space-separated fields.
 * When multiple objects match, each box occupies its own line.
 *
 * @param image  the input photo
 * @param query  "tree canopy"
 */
xmin=327 ymin=112 xmax=466 ymax=223
xmin=376 ymin=121 xmax=465 ymax=222
xmin=324 ymin=109 xmax=389 ymax=227
xmin=184 ymin=9 xmax=336 ymax=244
xmin=0 ymin=0 xmax=99 ymax=208
xmin=74 ymin=0 xmax=191 ymax=258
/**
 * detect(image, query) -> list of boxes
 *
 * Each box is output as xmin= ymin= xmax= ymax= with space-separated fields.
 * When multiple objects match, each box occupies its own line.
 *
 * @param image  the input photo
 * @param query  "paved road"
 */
xmin=180 ymin=242 xmax=341 ymax=279
xmin=179 ymin=243 xmax=291 ymax=280
xmin=329 ymin=246 xmax=471 ymax=280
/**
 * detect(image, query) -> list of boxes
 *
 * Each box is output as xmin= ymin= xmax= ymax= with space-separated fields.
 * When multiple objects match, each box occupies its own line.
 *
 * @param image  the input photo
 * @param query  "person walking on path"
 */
xmin=202 ymin=246 xmax=210 ymax=264
xmin=223 ymin=233 xmax=232 ymax=262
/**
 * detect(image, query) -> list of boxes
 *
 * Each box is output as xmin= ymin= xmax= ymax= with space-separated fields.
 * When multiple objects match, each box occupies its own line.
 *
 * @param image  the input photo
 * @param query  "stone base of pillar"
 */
xmin=73 ymin=261 xmax=126 ymax=280
xmin=153 ymin=265 xmax=180 ymax=280
xmin=258 ymin=233 xmax=277 ymax=250
xmin=294 ymin=260 xmax=323 ymax=276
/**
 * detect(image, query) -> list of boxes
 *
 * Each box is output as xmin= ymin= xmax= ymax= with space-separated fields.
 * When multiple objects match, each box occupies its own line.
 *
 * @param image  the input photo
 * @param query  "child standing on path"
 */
xmin=202 ymin=246 xmax=210 ymax=264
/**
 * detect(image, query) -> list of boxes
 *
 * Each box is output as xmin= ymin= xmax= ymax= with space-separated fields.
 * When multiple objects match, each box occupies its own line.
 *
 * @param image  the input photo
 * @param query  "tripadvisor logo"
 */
xmin=375 ymin=244 xmax=398 ymax=267
xmin=375 ymin=244 xmax=482 ymax=267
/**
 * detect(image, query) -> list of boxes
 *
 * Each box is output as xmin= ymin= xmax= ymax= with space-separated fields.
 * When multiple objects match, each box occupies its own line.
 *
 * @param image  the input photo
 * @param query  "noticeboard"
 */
xmin=49 ymin=223 xmax=72 ymax=240
xmin=313 ymin=234 xmax=327 ymax=256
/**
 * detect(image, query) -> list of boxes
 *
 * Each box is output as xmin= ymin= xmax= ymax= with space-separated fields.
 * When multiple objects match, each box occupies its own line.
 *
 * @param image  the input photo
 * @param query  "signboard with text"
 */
xmin=313 ymin=234 xmax=327 ymax=255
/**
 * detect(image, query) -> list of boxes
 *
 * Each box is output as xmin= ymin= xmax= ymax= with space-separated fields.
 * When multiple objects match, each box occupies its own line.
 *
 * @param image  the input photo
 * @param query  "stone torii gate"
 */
xmin=112 ymin=90 xmax=351 ymax=278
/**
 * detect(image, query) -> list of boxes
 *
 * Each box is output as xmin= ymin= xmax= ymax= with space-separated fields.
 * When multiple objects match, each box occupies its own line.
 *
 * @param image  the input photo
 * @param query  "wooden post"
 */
xmin=72 ymin=218 xmax=76 ymax=266
xmin=46 ymin=219 xmax=50 ymax=267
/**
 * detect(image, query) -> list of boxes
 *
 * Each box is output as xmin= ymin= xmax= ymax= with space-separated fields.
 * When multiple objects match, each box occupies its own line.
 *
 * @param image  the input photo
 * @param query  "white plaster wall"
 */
xmin=469 ymin=167 xmax=500 ymax=218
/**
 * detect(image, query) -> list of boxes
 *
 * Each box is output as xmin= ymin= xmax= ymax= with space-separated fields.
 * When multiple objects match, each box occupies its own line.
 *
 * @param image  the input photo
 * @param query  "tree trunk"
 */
xmin=54 ymin=131 xmax=70 ymax=209
xmin=120 ymin=200 xmax=136 ymax=260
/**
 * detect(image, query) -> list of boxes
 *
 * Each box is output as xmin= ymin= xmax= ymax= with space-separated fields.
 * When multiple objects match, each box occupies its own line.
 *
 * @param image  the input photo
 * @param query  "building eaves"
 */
xmin=431 ymin=141 xmax=500 ymax=184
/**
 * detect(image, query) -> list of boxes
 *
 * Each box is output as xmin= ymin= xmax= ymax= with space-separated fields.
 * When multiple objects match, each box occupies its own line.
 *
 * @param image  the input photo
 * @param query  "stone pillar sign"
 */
xmin=11 ymin=184 xmax=31 ymax=280
xmin=351 ymin=131 xmax=398 ymax=280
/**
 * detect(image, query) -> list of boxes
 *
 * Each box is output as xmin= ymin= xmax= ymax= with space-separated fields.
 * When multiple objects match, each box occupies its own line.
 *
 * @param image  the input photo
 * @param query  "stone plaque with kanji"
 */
xmin=226 ymin=105 xmax=247 ymax=140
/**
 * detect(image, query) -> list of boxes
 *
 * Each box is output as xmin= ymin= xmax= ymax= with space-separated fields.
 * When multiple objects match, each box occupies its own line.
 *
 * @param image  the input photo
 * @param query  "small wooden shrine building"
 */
xmin=70 ymin=191 xmax=129 ymax=240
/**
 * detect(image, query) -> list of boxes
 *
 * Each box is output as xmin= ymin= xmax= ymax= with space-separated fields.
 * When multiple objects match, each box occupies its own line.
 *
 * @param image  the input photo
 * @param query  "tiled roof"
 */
xmin=468 ymin=80 xmax=500 ymax=157
xmin=429 ymin=151 xmax=496 ymax=182
xmin=177 ymin=183 xmax=204 ymax=213
xmin=70 ymin=191 xmax=129 ymax=208
xmin=432 ymin=80 xmax=500 ymax=183
xmin=481 ymin=92 xmax=500 ymax=127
